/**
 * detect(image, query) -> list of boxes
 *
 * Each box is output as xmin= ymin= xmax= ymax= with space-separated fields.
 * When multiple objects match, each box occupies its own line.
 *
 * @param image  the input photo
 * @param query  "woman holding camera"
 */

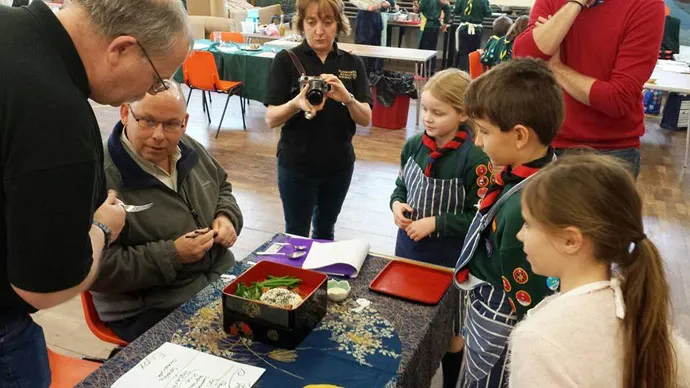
xmin=265 ymin=0 xmax=372 ymax=240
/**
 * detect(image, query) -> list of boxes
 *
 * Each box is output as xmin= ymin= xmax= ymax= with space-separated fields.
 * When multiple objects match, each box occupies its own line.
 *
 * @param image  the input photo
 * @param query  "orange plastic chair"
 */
xmin=80 ymin=292 xmax=129 ymax=347
xmin=208 ymin=31 xmax=244 ymax=43
xmin=48 ymin=348 xmax=101 ymax=388
xmin=468 ymin=50 xmax=484 ymax=79
xmin=182 ymin=50 xmax=246 ymax=137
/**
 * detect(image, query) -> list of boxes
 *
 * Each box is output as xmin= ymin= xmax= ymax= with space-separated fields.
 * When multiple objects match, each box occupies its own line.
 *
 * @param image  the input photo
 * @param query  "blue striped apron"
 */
xmin=452 ymin=178 xmax=532 ymax=386
xmin=394 ymin=136 xmax=473 ymax=268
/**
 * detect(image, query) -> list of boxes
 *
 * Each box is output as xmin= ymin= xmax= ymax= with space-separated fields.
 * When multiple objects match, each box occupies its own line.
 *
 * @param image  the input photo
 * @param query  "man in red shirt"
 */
xmin=513 ymin=0 xmax=665 ymax=177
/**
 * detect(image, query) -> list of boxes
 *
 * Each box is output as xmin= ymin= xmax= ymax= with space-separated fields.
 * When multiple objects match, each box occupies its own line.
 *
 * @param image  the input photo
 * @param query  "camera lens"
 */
xmin=306 ymin=90 xmax=324 ymax=105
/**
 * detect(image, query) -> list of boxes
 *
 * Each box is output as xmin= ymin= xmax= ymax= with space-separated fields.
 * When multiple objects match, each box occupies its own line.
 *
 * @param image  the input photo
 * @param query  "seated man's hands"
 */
xmin=174 ymin=228 xmax=215 ymax=264
xmin=94 ymin=190 xmax=126 ymax=243
xmin=212 ymin=215 xmax=237 ymax=248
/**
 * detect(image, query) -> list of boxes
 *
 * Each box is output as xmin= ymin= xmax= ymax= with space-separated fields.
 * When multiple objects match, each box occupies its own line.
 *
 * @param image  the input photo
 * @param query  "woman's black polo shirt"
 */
xmin=0 ymin=2 xmax=106 ymax=315
xmin=264 ymin=41 xmax=372 ymax=174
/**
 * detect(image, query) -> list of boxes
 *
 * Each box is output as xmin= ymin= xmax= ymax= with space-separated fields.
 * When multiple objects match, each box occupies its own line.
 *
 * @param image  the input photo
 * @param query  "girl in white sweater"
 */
xmin=509 ymin=153 xmax=690 ymax=388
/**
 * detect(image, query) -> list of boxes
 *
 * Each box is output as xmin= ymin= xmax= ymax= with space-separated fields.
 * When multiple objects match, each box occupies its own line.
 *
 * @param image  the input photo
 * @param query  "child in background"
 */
xmin=413 ymin=0 xmax=451 ymax=74
xmin=511 ymin=153 xmax=690 ymax=387
xmin=453 ymin=58 xmax=564 ymax=387
xmin=454 ymin=0 xmax=492 ymax=71
xmin=390 ymin=68 xmax=491 ymax=388
xmin=496 ymin=15 xmax=528 ymax=64
xmin=480 ymin=15 xmax=512 ymax=67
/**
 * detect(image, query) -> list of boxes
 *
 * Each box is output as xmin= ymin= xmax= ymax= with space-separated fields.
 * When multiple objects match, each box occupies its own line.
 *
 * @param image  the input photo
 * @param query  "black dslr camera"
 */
xmin=299 ymin=76 xmax=331 ymax=105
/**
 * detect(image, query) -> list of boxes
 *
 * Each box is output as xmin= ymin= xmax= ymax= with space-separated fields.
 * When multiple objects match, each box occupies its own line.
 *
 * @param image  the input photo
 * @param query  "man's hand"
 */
xmin=368 ymin=3 xmax=381 ymax=11
xmin=93 ymin=190 xmax=126 ymax=242
xmin=405 ymin=217 xmax=436 ymax=242
xmin=174 ymin=228 xmax=215 ymax=264
xmin=441 ymin=24 xmax=448 ymax=33
xmin=535 ymin=15 xmax=552 ymax=28
xmin=212 ymin=215 xmax=238 ymax=248
xmin=392 ymin=201 xmax=413 ymax=229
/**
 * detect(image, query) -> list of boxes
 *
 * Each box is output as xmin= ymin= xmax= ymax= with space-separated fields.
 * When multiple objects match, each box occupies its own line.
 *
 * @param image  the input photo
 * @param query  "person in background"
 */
xmin=352 ymin=0 xmax=394 ymax=76
xmin=0 ymin=0 xmax=191 ymax=385
xmin=453 ymin=58 xmax=562 ymax=387
xmin=265 ymin=0 xmax=372 ymax=240
xmin=453 ymin=0 xmax=491 ymax=71
xmin=483 ymin=15 xmax=528 ymax=67
xmin=91 ymin=80 xmax=243 ymax=342
xmin=413 ymin=0 xmax=451 ymax=75
xmin=480 ymin=15 xmax=512 ymax=67
xmin=513 ymin=0 xmax=665 ymax=178
xmin=390 ymin=68 xmax=490 ymax=388
xmin=511 ymin=153 xmax=690 ymax=388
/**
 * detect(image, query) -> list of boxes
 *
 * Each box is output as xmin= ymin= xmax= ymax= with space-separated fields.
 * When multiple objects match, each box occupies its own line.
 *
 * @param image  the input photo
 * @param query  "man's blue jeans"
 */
xmin=277 ymin=164 xmax=354 ymax=240
xmin=555 ymin=147 xmax=640 ymax=179
xmin=0 ymin=314 xmax=51 ymax=387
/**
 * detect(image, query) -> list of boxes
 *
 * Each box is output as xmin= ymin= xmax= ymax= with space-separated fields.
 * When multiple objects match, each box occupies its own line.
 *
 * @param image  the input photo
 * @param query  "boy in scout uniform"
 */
xmin=452 ymin=58 xmax=564 ymax=387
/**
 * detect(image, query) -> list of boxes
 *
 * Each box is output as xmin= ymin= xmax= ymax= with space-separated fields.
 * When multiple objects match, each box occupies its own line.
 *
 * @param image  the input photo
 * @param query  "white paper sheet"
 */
xmin=302 ymin=240 xmax=370 ymax=278
xmin=111 ymin=342 xmax=265 ymax=388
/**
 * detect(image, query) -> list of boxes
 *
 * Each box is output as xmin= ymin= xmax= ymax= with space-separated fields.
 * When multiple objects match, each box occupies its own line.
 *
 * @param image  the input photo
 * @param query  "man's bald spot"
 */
xmin=130 ymin=79 xmax=187 ymax=112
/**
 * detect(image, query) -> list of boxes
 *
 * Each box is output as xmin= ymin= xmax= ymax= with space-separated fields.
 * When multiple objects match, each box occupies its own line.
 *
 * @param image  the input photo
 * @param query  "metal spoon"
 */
xmin=121 ymin=202 xmax=153 ymax=213
xmin=255 ymin=251 xmax=306 ymax=259
xmin=275 ymin=242 xmax=308 ymax=251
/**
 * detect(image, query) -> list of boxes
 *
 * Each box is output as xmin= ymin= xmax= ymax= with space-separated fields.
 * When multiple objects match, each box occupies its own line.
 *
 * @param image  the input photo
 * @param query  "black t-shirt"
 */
xmin=0 ymin=2 xmax=106 ymax=315
xmin=264 ymin=41 xmax=373 ymax=174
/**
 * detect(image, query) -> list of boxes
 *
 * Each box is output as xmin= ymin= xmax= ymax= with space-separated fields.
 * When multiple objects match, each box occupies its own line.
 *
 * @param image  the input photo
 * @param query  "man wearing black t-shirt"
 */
xmin=0 ymin=1 xmax=192 ymax=385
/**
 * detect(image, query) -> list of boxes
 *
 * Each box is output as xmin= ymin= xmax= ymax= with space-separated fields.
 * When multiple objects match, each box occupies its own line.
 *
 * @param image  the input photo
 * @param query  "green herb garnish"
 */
xmin=233 ymin=275 xmax=302 ymax=301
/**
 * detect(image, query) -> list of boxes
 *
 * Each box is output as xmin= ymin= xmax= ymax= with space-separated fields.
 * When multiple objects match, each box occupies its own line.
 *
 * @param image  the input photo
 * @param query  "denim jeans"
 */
xmin=107 ymin=308 xmax=174 ymax=342
xmin=555 ymin=147 xmax=641 ymax=179
xmin=277 ymin=164 xmax=354 ymax=240
xmin=0 ymin=314 xmax=51 ymax=387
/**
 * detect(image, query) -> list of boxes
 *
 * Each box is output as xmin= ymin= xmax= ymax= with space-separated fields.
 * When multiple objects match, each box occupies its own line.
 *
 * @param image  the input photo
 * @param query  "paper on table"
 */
xmin=301 ymin=240 xmax=369 ymax=278
xmin=111 ymin=342 xmax=264 ymax=388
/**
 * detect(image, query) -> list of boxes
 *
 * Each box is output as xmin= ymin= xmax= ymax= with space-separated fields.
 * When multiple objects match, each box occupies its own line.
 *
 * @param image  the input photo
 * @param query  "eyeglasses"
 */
xmin=136 ymin=41 xmax=169 ymax=94
xmin=128 ymin=105 xmax=185 ymax=133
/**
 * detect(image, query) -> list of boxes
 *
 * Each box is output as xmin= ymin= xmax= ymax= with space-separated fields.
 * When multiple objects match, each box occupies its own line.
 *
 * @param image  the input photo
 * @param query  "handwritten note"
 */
xmin=112 ymin=342 xmax=264 ymax=388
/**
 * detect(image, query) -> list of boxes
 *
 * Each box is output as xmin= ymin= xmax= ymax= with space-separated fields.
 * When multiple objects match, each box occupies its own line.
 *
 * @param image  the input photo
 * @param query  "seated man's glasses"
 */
xmin=128 ymin=105 xmax=185 ymax=133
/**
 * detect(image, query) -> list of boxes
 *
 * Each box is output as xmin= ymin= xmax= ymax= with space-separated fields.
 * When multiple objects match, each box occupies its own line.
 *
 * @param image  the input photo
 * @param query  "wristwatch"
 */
xmin=342 ymin=93 xmax=356 ymax=106
xmin=92 ymin=220 xmax=112 ymax=247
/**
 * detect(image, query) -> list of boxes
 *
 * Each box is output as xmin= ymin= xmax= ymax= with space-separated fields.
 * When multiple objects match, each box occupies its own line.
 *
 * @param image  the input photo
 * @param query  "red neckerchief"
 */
xmin=422 ymin=129 xmax=468 ymax=177
xmin=479 ymin=147 xmax=554 ymax=215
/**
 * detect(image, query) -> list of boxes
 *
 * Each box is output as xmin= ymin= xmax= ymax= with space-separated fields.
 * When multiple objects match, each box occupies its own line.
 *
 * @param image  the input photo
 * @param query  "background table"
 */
xmin=78 ymin=234 xmax=457 ymax=388
xmin=645 ymin=69 xmax=690 ymax=169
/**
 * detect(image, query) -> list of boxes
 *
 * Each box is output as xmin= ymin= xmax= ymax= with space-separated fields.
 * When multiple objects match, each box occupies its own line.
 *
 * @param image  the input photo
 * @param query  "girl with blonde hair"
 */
xmin=390 ymin=68 xmax=491 ymax=388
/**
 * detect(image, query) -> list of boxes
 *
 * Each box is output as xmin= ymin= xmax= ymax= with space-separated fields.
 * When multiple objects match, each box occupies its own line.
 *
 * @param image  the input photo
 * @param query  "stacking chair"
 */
xmin=208 ymin=31 xmax=245 ymax=44
xmin=47 ymin=348 xmax=101 ymax=388
xmin=468 ymin=50 xmax=484 ymax=79
xmin=183 ymin=50 xmax=246 ymax=137
xmin=80 ymin=292 xmax=129 ymax=347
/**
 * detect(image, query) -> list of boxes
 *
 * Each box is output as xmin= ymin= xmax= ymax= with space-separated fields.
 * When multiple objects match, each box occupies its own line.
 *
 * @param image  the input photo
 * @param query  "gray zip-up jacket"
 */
xmin=90 ymin=123 xmax=243 ymax=322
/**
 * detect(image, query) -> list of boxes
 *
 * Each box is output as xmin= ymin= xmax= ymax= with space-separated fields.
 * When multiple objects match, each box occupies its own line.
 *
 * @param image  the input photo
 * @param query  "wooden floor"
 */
xmin=33 ymin=88 xmax=690 ymax=373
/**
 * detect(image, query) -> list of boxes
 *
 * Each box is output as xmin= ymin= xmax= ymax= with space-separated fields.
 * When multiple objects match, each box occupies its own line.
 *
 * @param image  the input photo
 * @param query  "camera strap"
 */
xmin=286 ymin=48 xmax=306 ymax=77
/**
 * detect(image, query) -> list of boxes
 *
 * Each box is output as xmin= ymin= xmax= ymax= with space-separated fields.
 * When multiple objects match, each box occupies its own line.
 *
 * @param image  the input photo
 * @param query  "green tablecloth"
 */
xmin=175 ymin=39 xmax=275 ymax=103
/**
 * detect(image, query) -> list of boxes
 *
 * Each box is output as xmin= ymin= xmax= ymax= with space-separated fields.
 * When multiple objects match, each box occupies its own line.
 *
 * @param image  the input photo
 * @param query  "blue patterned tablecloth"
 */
xmin=78 ymin=234 xmax=457 ymax=388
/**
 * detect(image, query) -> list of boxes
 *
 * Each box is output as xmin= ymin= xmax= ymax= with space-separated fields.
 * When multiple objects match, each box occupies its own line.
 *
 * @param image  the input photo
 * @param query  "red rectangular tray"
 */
xmin=369 ymin=260 xmax=453 ymax=305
